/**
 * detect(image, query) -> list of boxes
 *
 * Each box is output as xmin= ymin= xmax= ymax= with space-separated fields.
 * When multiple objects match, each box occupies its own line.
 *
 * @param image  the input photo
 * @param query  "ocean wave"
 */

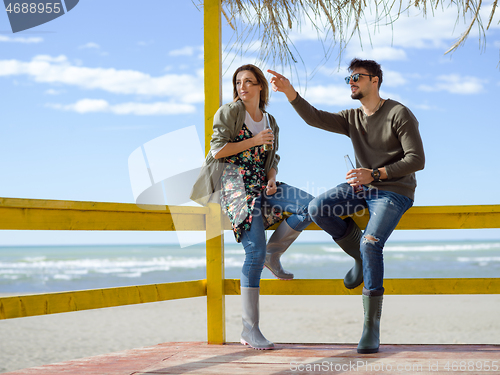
xmin=2 ymin=242 xmax=499 ymax=290
xmin=320 ymin=246 xmax=343 ymax=253
xmin=386 ymin=243 xmax=500 ymax=252
xmin=2 ymin=275 xmax=20 ymax=280
xmin=457 ymin=256 xmax=500 ymax=263
xmin=224 ymin=257 xmax=244 ymax=268
xmin=117 ymin=272 xmax=142 ymax=278
xmin=0 ymin=256 xmax=208 ymax=282
xmin=225 ymin=249 xmax=245 ymax=255
xmin=321 ymin=242 xmax=500 ymax=253
xmin=53 ymin=274 xmax=73 ymax=280
xmin=22 ymin=256 xmax=47 ymax=262
xmin=288 ymin=253 xmax=351 ymax=263
xmin=1 ymin=257 xmax=206 ymax=269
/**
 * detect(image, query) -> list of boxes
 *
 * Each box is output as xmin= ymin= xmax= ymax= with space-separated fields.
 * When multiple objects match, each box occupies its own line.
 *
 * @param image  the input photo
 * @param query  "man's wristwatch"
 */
xmin=371 ymin=168 xmax=381 ymax=182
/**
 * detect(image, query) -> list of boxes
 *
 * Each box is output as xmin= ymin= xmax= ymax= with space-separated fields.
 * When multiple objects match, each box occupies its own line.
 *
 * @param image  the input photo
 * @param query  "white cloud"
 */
xmin=351 ymin=47 xmax=407 ymax=61
xmin=34 ymin=55 xmax=68 ymax=63
xmin=169 ymin=46 xmax=195 ymax=56
xmin=44 ymin=88 xmax=64 ymax=95
xmin=313 ymin=65 xmax=346 ymax=77
xmin=289 ymin=23 xmax=324 ymax=43
xmin=418 ymin=74 xmax=485 ymax=94
xmin=0 ymin=35 xmax=43 ymax=43
xmin=383 ymin=70 xmax=408 ymax=87
xmin=379 ymin=90 xmax=403 ymax=103
xmin=299 ymin=84 xmax=353 ymax=106
xmin=414 ymin=103 xmax=439 ymax=111
xmin=169 ymin=46 xmax=203 ymax=57
xmin=0 ymin=55 xmax=204 ymax=104
xmin=222 ymin=41 xmax=263 ymax=71
xmin=137 ymin=41 xmax=154 ymax=47
xmin=79 ymin=42 xmax=100 ymax=49
xmin=52 ymin=99 xmax=109 ymax=113
xmin=47 ymin=99 xmax=196 ymax=115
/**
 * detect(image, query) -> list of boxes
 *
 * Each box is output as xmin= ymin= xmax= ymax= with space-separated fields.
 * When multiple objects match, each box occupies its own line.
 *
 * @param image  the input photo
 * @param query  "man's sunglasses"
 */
xmin=345 ymin=73 xmax=375 ymax=84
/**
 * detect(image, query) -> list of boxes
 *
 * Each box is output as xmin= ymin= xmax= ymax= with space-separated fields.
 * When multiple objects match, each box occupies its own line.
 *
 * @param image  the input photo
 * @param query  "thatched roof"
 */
xmin=204 ymin=0 xmax=498 ymax=66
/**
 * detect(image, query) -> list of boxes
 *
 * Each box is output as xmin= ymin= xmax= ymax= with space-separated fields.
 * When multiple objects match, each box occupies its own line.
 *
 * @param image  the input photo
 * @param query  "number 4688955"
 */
xmin=5 ymin=3 xmax=61 ymax=14
xmin=444 ymin=361 xmax=498 ymax=371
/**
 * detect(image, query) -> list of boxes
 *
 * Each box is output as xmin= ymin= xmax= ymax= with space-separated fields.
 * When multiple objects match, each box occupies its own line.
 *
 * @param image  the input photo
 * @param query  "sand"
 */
xmin=1 ymin=294 xmax=499 ymax=373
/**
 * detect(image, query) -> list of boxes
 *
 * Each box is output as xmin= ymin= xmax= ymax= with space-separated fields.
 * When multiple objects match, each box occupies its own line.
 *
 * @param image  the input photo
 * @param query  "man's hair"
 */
xmin=232 ymin=64 xmax=269 ymax=110
xmin=348 ymin=58 xmax=383 ymax=89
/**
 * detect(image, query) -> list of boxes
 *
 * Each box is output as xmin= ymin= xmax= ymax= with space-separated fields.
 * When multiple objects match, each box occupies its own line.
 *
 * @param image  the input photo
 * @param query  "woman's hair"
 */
xmin=232 ymin=64 xmax=269 ymax=110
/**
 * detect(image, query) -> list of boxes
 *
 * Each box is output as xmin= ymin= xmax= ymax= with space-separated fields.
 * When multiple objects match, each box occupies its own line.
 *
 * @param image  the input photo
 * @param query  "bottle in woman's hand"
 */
xmin=263 ymin=117 xmax=273 ymax=151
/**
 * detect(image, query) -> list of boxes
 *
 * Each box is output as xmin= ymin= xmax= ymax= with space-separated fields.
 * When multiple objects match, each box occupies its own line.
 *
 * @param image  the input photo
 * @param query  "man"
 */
xmin=268 ymin=59 xmax=425 ymax=354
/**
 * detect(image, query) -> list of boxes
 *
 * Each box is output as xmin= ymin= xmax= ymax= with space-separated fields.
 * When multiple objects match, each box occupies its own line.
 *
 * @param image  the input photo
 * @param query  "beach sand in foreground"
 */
xmin=1 ymin=294 xmax=499 ymax=373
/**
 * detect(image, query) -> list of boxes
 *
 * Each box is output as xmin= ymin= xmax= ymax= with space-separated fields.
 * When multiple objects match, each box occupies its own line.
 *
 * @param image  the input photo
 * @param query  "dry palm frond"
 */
xmin=444 ymin=0 xmax=485 ymax=55
xmin=207 ymin=0 xmax=498 ymax=67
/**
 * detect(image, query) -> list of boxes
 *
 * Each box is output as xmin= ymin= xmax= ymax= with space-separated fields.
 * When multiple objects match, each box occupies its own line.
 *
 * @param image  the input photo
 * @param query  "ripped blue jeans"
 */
xmin=308 ymin=183 xmax=413 ymax=292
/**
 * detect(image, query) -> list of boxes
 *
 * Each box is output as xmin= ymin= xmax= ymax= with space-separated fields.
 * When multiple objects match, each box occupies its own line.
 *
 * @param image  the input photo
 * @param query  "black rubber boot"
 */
xmin=335 ymin=217 xmax=363 ymax=289
xmin=357 ymin=288 xmax=384 ymax=354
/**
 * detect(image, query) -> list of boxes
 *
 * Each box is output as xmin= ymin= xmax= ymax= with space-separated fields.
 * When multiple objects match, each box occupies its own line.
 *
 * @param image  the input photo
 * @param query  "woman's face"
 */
xmin=235 ymin=70 xmax=262 ymax=105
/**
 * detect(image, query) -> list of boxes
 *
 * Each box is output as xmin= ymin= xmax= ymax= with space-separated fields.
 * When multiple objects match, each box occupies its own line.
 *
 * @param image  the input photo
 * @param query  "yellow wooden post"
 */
xmin=204 ymin=0 xmax=224 ymax=345
xmin=206 ymin=202 xmax=225 ymax=344
xmin=204 ymin=0 xmax=222 ymax=155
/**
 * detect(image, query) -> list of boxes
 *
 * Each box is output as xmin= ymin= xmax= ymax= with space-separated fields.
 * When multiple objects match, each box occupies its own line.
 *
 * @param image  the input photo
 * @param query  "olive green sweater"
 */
xmin=291 ymin=94 xmax=425 ymax=200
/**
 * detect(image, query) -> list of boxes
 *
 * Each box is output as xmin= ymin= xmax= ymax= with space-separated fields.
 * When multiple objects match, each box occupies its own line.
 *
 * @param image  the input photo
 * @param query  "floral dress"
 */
xmin=220 ymin=124 xmax=282 ymax=242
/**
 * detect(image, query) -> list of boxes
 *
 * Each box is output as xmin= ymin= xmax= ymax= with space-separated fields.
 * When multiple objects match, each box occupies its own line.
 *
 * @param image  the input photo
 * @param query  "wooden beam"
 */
xmin=224 ymin=278 xmax=500 ymax=295
xmin=0 ymin=197 xmax=208 ymax=231
xmin=1 ymin=198 xmax=498 ymax=231
xmin=2 ymin=277 xmax=498 ymax=320
xmin=0 ymin=280 xmax=207 ymax=320
xmin=395 ymin=205 xmax=500 ymax=230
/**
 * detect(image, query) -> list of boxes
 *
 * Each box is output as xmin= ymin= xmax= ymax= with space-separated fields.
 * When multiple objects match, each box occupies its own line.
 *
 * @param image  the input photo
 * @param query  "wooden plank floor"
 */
xmin=4 ymin=342 xmax=500 ymax=375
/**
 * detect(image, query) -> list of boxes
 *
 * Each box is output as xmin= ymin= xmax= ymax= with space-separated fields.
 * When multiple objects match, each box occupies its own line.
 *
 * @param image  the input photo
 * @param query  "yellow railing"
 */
xmin=1 ymin=197 xmax=499 ymax=344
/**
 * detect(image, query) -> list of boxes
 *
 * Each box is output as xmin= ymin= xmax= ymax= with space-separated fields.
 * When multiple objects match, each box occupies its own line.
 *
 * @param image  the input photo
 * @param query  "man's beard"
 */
xmin=351 ymin=90 xmax=363 ymax=100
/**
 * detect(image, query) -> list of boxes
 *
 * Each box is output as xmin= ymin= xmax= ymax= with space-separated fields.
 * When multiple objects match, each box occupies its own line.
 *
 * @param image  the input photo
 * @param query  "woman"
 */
xmin=191 ymin=64 xmax=313 ymax=349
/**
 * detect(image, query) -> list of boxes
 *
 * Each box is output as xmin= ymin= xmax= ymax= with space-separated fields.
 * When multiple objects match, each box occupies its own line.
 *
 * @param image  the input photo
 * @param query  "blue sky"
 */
xmin=1 ymin=1 xmax=499 ymax=245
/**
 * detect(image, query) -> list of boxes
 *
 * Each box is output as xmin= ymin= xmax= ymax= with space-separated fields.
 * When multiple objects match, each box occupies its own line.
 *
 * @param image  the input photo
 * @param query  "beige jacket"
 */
xmin=190 ymin=100 xmax=280 ymax=206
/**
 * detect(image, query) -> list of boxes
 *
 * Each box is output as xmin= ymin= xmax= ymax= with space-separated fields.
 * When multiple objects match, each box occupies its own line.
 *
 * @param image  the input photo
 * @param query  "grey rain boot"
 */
xmin=264 ymin=220 xmax=300 ymax=280
xmin=335 ymin=217 xmax=363 ymax=289
xmin=357 ymin=288 xmax=384 ymax=354
xmin=240 ymin=286 xmax=275 ymax=350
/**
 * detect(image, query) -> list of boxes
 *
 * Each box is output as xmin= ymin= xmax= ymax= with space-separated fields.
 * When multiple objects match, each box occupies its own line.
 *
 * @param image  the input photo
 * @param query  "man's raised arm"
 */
xmin=267 ymin=70 xmax=298 ymax=102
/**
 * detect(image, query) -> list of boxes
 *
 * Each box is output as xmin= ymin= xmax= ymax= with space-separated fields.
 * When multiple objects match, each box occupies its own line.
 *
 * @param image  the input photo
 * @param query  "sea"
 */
xmin=1 ymin=240 xmax=500 ymax=295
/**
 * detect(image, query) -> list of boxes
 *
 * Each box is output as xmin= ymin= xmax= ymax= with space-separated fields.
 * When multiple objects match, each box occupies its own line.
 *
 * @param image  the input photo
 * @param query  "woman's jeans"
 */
xmin=309 ymin=183 xmax=413 ymax=292
xmin=240 ymin=183 xmax=314 ymax=288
